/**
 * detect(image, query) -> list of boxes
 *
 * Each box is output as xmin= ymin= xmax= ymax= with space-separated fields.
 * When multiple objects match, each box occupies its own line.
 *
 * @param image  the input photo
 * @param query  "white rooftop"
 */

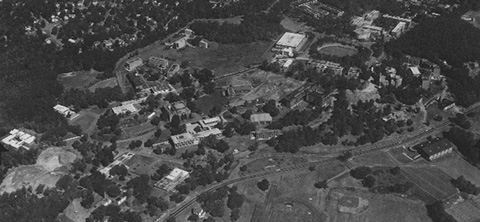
xmin=171 ymin=132 xmax=195 ymax=145
xmin=195 ymin=128 xmax=222 ymax=138
xmin=165 ymin=167 xmax=189 ymax=181
xmin=112 ymin=104 xmax=139 ymax=115
xmin=250 ymin=113 xmax=273 ymax=123
xmin=409 ymin=66 xmax=421 ymax=76
xmin=1 ymin=129 xmax=35 ymax=149
xmin=276 ymin=32 xmax=306 ymax=48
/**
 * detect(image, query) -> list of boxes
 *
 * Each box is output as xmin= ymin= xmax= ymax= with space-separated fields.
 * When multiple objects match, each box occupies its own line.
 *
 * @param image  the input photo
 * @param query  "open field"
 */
xmin=267 ymin=198 xmax=320 ymax=222
xmin=281 ymin=17 xmax=311 ymax=33
xmin=318 ymin=44 xmax=358 ymax=57
xmin=447 ymin=200 xmax=480 ymax=222
xmin=58 ymin=70 xmax=101 ymax=89
xmin=136 ymin=41 xmax=272 ymax=76
xmin=327 ymin=189 xmax=431 ymax=222
xmin=70 ymin=111 xmax=97 ymax=133
xmin=88 ymin=77 xmax=118 ymax=92
xmin=387 ymin=147 xmax=419 ymax=164
xmin=124 ymin=154 xmax=157 ymax=176
xmin=350 ymin=150 xmax=397 ymax=166
xmin=401 ymin=167 xmax=457 ymax=203
xmin=433 ymin=153 xmax=480 ymax=187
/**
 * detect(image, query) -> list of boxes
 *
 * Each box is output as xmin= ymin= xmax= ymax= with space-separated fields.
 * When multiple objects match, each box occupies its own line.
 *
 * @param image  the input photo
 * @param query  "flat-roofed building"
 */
xmin=275 ymin=32 xmax=307 ymax=51
xmin=171 ymin=102 xmax=191 ymax=117
xmin=250 ymin=113 xmax=273 ymax=125
xmin=170 ymin=128 xmax=222 ymax=149
xmin=417 ymin=138 xmax=454 ymax=161
xmin=409 ymin=66 xmax=421 ymax=77
xmin=53 ymin=104 xmax=79 ymax=120
xmin=124 ymin=57 xmax=143 ymax=72
xmin=155 ymin=167 xmax=190 ymax=192
xmin=1 ymin=129 xmax=36 ymax=150
xmin=391 ymin=22 xmax=406 ymax=37
xmin=112 ymin=103 xmax=140 ymax=115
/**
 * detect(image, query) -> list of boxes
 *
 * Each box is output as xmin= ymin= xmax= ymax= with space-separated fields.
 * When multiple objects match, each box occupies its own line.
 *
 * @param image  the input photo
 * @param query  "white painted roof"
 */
xmin=276 ymin=32 xmax=306 ymax=48
xmin=166 ymin=167 xmax=189 ymax=181
xmin=112 ymin=104 xmax=138 ymax=115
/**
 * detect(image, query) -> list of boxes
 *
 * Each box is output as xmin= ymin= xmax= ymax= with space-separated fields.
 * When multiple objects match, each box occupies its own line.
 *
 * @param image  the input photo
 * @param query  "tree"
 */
xmin=214 ymin=140 xmax=230 ymax=153
xmin=257 ymin=179 xmax=270 ymax=191
xmin=171 ymin=115 xmax=181 ymax=128
xmin=81 ymin=190 xmax=95 ymax=209
xmin=155 ymin=128 xmax=163 ymax=137
xmin=209 ymin=105 xmax=222 ymax=117
xmin=314 ymin=180 xmax=328 ymax=189
xmin=247 ymin=142 xmax=258 ymax=152
xmin=338 ymin=151 xmax=352 ymax=162
xmin=126 ymin=174 xmax=151 ymax=203
xmin=350 ymin=166 xmax=372 ymax=179
xmin=150 ymin=116 xmax=161 ymax=126
xmin=106 ymin=184 xmax=122 ymax=198
xmin=227 ymin=191 xmax=245 ymax=209
xmin=230 ymin=208 xmax=241 ymax=221
xmin=145 ymin=139 xmax=154 ymax=147
xmin=166 ymin=217 xmax=176 ymax=222
xmin=239 ymin=165 xmax=247 ymax=172
xmin=262 ymin=99 xmax=279 ymax=117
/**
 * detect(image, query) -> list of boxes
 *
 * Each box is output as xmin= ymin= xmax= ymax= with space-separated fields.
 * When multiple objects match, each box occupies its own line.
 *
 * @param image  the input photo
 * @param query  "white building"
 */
xmin=1 ymin=129 xmax=36 ymax=150
xmin=391 ymin=22 xmax=406 ymax=37
xmin=124 ymin=57 xmax=143 ymax=72
xmin=170 ymin=128 xmax=223 ymax=149
xmin=53 ymin=104 xmax=79 ymax=120
xmin=250 ymin=113 xmax=273 ymax=125
xmin=199 ymin=117 xmax=223 ymax=129
xmin=275 ymin=32 xmax=307 ymax=51
xmin=155 ymin=167 xmax=190 ymax=192
xmin=112 ymin=103 xmax=140 ymax=115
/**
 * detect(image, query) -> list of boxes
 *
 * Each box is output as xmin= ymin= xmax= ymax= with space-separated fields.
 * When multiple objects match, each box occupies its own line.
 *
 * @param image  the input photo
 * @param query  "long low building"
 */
xmin=155 ymin=167 xmax=190 ymax=192
xmin=417 ymin=138 xmax=454 ymax=161
xmin=170 ymin=128 xmax=223 ymax=149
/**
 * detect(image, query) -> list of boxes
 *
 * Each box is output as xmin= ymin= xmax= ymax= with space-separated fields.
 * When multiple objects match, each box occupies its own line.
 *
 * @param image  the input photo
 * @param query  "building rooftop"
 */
xmin=409 ymin=66 xmax=421 ymax=76
xmin=250 ymin=113 xmax=273 ymax=123
xmin=419 ymin=138 xmax=455 ymax=156
xmin=165 ymin=167 xmax=190 ymax=181
xmin=1 ymin=129 xmax=36 ymax=150
xmin=194 ymin=128 xmax=222 ymax=138
xmin=112 ymin=103 xmax=139 ymax=115
xmin=171 ymin=132 xmax=195 ymax=145
xmin=276 ymin=32 xmax=306 ymax=48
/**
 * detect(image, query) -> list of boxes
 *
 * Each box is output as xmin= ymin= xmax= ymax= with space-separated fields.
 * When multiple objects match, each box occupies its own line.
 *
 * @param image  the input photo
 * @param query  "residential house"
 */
xmin=1 ymin=129 xmax=36 ymax=150
xmin=250 ymin=113 xmax=273 ymax=125
xmin=53 ymin=104 xmax=79 ymax=120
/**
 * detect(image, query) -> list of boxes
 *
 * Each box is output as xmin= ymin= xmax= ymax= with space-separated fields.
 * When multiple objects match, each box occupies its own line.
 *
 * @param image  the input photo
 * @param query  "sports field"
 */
xmin=58 ymin=70 xmax=101 ymax=89
xmin=318 ymin=44 xmax=358 ymax=57
xmin=447 ymin=200 xmax=480 ymax=222
xmin=434 ymin=154 xmax=480 ymax=187
xmin=70 ymin=111 xmax=98 ymax=133
xmin=401 ymin=167 xmax=457 ymax=203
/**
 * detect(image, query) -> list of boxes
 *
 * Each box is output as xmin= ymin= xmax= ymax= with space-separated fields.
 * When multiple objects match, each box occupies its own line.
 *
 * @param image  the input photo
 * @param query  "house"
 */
xmin=124 ymin=57 xmax=143 ymax=72
xmin=171 ymin=102 xmax=191 ymax=117
xmin=275 ymin=32 xmax=307 ymax=52
xmin=250 ymin=129 xmax=282 ymax=140
xmin=199 ymin=39 xmax=208 ymax=48
xmin=308 ymin=60 xmax=344 ymax=75
xmin=417 ymin=138 xmax=454 ymax=161
xmin=408 ymin=66 xmax=421 ymax=77
xmin=250 ymin=113 xmax=273 ymax=125
xmin=53 ymin=104 xmax=79 ymax=120
xmin=155 ymin=167 xmax=190 ymax=192
xmin=148 ymin=56 xmax=169 ymax=69
xmin=167 ymin=63 xmax=180 ymax=77
xmin=140 ymin=83 xmax=175 ymax=96
xmin=1 ymin=129 xmax=36 ymax=150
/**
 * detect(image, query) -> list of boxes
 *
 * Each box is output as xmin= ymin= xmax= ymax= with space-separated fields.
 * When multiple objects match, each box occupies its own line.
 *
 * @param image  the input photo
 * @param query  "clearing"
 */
xmin=136 ymin=41 xmax=272 ymax=76
xmin=0 ymin=147 xmax=79 ymax=194
xmin=57 ymin=70 xmax=102 ymax=89
xmin=70 ymin=110 xmax=99 ymax=134
xmin=318 ymin=43 xmax=358 ymax=57
xmin=88 ymin=77 xmax=118 ymax=92
xmin=447 ymin=200 xmax=480 ymax=222
xmin=433 ymin=153 xmax=480 ymax=187
xmin=401 ymin=166 xmax=457 ymax=203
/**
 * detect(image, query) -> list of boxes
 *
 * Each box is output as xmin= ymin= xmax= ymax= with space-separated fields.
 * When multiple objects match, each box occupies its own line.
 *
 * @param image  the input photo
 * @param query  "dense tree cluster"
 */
xmin=257 ymin=179 xmax=270 ymax=191
xmin=268 ymin=108 xmax=322 ymax=129
xmin=386 ymin=16 xmax=480 ymax=68
xmin=126 ymin=174 xmax=152 ymax=204
xmin=96 ymin=111 xmax=121 ymax=136
xmin=443 ymin=127 xmax=480 ymax=165
xmin=442 ymin=67 xmax=480 ymax=107
xmin=60 ymin=86 xmax=126 ymax=110
xmin=349 ymin=166 xmax=412 ymax=194
xmin=451 ymin=176 xmax=480 ymax=195
xmin=197 ymin=186 xmax=229 ymax=218
xmin=425 ymin=201 xmax=458 ymax=222
xmin=87 ymin=205 xmax=142 ymax=222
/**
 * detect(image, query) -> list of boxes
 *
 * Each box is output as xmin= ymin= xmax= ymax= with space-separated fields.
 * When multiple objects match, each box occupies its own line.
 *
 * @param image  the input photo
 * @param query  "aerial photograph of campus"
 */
xmin=1 ymin=0 xmax=480 ymax=221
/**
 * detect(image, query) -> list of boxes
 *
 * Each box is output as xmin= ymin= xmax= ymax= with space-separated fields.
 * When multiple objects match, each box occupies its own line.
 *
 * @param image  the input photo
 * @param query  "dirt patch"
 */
xmin=0 ymin=147 xmax=79 ymax=194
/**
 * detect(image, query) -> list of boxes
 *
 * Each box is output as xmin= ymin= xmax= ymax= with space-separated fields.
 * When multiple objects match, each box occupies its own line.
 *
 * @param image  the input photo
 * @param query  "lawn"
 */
xmin=57 ymin=70 xmax=101 ymax=89
xmin=267 ymin=199 xmax=317 ymax=222
xmin=70 ymin=111 xmax=97 ymax=133
xmin=121 ymin=123 xmax=157 ymax=138
xmin=124 ymin=154 xmax=157 ymax=176
xmin=433 ymin=153 xmax=480 ymax=187
xmin=318 ymin=44 xmax=358 ymax=57
xmin=88 ymin=77 xmax=118 ymax=92
xmin=447 ymin=200 xmax=480 ymax=222
xmin=351 ymin=151 xmax=397 ymax=166
xmin=401 ymin=166 xmax=457 ymax=202
xmin=137 ymin=40 xmax=272 ymax=76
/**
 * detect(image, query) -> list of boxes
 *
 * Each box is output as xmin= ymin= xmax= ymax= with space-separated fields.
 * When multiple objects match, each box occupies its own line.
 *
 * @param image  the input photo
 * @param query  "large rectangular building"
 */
xmin=275 ymin=32 xmax=307 ymax=51
xmin=1 ymin=129 xmax=36 ymax=150
xmin=155 ymin=167 xmax=190 ymax=192
xmin=417 ymin=138 xmax=454 ymax=161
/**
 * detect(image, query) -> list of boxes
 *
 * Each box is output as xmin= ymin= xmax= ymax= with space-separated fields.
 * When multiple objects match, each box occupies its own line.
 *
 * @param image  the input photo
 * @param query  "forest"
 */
xmin=386 ymin=16 xmax=480 ymax=68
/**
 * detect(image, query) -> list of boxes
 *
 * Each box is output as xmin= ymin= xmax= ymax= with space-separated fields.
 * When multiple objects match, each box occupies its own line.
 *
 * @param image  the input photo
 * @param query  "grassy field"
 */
xmin=88 ymin=77 xmax=118 ymax=92
xmin=447 ymin=200 xmax=480 ymax=222
xmin=58 ymin=70 xmax=101 ymax=89
xmin=137 ymin=41 xmax=272 ymax=76
xmin=351 ymin=151 xmax=397 ymax=166
xmin=267 ymin=199 xmax=317 ymax=222
xmin=121 ymin=123 xmax=157 ymax=138
xmin=70 ymin=111 xmax=98 ymax=133
xmin=280 ymin=17 xmax=311 ymax=33
xmin=401 ymin=167 xmax=457 ymax=203
xmin=318 ymin=44 xmax=358 ymax=57
xmin=433 ymin=153 xmax=480 ymax=187
xmin=124 ymin=154 xmax=157 ymax=176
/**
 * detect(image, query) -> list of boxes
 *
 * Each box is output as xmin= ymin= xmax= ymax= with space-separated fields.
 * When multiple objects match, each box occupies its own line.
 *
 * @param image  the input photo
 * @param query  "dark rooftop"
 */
xmin=419 ymin=138 xmax=454 ymax=156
